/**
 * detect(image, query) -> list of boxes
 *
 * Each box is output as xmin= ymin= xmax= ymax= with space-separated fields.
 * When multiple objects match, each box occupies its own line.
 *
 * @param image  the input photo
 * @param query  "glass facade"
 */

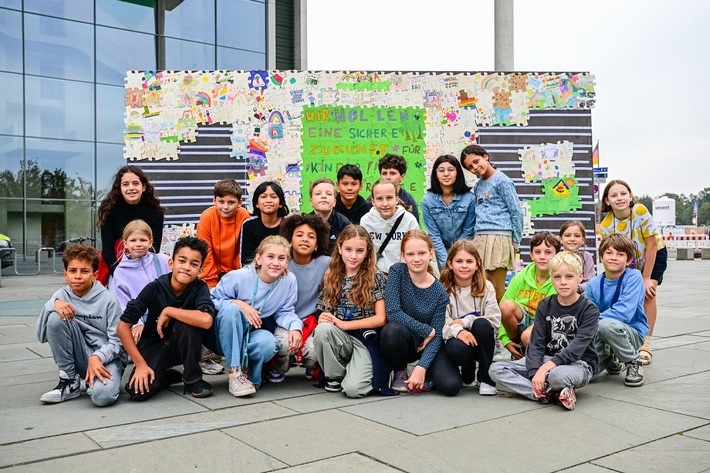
xmin=0 ymin=0 xmax=268 ymax=254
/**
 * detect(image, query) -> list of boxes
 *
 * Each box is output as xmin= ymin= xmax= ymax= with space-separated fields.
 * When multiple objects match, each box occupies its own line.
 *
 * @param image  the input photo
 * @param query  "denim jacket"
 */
xmin=421 ymin=191 xmax=476 ymax=269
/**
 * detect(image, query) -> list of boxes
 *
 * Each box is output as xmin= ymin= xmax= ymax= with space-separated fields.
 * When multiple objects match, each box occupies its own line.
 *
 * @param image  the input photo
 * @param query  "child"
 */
xmin=367 ymin=153 xmax=420 ymax=222
xmin=312 ymin=225 xmax=389 ymax=397
xmin=36 ymin=245 xmax=126 ymax=406
xmin=499 ymin=231 xmax=561 ymax=359
xmin=210 ymin=236 xmax=302 ymax=397
xmin=421 ymin=155 xmax=475 ymax=270
xmin=361 ymin=179 xmax=419 ymax=275
xmin=269 ymin=213 xmax=332 ymax=382
xmin=600 ymin=180 xmax=666 ymax=365
xmin=489 ymin=251 xmax=600 ymax=410
xmin=197 ymin=179 xmax=251 ymax=288
xmin=117 ymin=237 xmax=216 ymax=400
xmin=460 ymin=145 xmax=523 ymax=301
xmin=111 ymin=219 xmax=170 ymax=344
xmin=440 ymin=241 xmax=501 ymax=395
xmin=586 ymin=234 xmax=648 ymax=387
xmin=559 ymin=220 xmax=596 ymax=293
xmin=381 ymin=230 xmax=458 ymax=396
xmin=96 ymin=165 xmax=164 ymax=286
xmin=240 ymin=181 xmax=289 ymax=266
xmin=309 ymin=177 xmax=350 ymax=253
xmin=334 ymin=164 xmax=372 ymax=225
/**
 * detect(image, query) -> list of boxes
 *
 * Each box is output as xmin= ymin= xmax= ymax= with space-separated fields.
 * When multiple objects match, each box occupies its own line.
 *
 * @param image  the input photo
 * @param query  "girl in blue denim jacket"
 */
xmin=421 ymin=155 xmax=476 ymax=270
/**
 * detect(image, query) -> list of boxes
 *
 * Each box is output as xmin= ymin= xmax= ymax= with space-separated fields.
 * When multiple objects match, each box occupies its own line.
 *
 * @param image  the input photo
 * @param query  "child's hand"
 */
xmin=54 ymin=299 xmax=75 ymax=320
xmin=643 ymin=277 xmax=657 ymax=299
xmin=406 ymin=365 xmax=427 ymax=392
xmin=288 ymin=330 xmax=302 ymax=354
xmin=417 ymin=328 xmax=436 ymax=353
xmin=456 ymin=330 xmax=477 ymax=347
xmin=131 ymin=324 xmax=145 ymax=344
xmin=531 ymin=369 xmax=547 ymax=398
xmin=129 ymin=363 xmax=155 ymax=395
xmin=449 ymin=319 xmax=464 ymax=326
xmin=506 ymin=342 xmax=524 ymax=360
xmin=156 ymin=308 xmax=172 ymax=338
xmin=233 ymin=300 xmax=261 ymax=328
xmin=85 ymin=354 xmax=112 ymax=388
xmin=318 ymin=312 xmax=336 ymax=324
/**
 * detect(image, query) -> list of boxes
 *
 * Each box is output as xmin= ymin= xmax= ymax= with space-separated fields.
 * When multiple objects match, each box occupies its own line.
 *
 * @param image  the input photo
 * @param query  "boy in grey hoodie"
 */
xmin=36 ymin=245 xmax=126 ymax=406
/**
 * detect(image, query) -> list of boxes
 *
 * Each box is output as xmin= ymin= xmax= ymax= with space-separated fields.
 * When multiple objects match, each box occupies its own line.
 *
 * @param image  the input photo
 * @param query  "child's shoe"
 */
xmin=557 ymin=386 xmax=576 ymax=410
xmin=229 ymin=369 xmax=256 ymax=397
xmin=41 ymin=374 xmax=81 ymax=403
xmin=391 ymin=369 xmax=409 ymax=393
xmin=268 ymin=369 xmax=285 ymax=383
xmin=185 ymin=379 xmax=214 ymax=398
xmin=478 ymin=382 xmax=498 ymax=396
xmin=606 ymin=356 xmax=624 ymax=375
xmin=304 ymin=364 xmax=321 ymax=380
xmin=324 ymin=378 xmax=342 ymax=392
xmin=624 ymin=359 xmax=645 ymax=387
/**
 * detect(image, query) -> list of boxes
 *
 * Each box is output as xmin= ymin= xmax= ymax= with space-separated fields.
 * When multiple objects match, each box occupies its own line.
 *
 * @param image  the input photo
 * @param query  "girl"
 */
xmin=559 ymin=220 xmax=596 ymax=293
xmin=268 ymin=213 xmax=332 ymax=382
xmin=111 ymin=219 xmax=170 ymax=343
xmin=460 ymin=145 xmax=523 ymax=302
xmin=381 ymin=229 xmax=459 ymax=396
xmin=600 ymin=180 xmax=667 ymax=365
xmin=361 ymin=179 xmax=419 ymax=275
xmin=312 ymin=225 xmax=389 ymax=398
xmin=97 ymin=166 xmax=164 ymax=286
xmin=240 ymin=181 xmax=290 ymax=267
xmin=421 ymin=155 xmax=476 ymax=271
xmin=440 ymin=241 xmax=501 ymax=396
xmin=210 ymin=236 xmax=302 ymax=397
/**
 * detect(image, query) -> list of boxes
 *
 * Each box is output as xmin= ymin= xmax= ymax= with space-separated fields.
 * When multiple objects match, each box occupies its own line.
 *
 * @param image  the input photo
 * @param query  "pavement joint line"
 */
xmin=355 ymin=451 xmax=410 ymax=472
xmin=219 ymin=427 xmax=295 ymax=467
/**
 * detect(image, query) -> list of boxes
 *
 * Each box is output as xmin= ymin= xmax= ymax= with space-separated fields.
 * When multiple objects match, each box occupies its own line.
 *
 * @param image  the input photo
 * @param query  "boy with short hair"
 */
xmin=499 ymin=231 xmax=561 ymax=359
xmin=368 ymin=153 xmax=419 ymax=223
xmin=117 ymin=236 xmax=216 ymax=400
xmin=586 ymin=234 xmax=649 ymax=387
xmin=309 ymin=177 xmax=350 ymax=252
xmin=490 ymin=251 xmax=599 ymax=410
xmin=334 ymin=164 xmax=372 ymax=225
xmin=36 ymin=245 xmax=126 ymax=406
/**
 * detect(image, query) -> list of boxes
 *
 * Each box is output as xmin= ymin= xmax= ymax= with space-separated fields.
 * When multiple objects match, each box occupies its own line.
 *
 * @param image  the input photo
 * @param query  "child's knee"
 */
xmin=436 ymin=378 xmax=461 ymax=397
xmin=342 ymin=378 xmax=371 ymax=398
xmin=90 ymin=383 xmax=120 ymax=407
xmin=520 ymin=326 xmax=532 ymax=346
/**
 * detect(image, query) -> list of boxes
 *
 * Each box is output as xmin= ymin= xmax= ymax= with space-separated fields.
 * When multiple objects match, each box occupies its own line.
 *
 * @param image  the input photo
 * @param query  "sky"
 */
xmin=306 ymin=0 xmax=710 ymax=198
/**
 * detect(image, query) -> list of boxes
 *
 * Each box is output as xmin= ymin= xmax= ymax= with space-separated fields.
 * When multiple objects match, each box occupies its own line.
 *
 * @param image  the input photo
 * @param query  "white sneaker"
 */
xmin=478 ymin=382 xmax=498 ymax=396
xmin=199 ymin=359 xmax=225 ymax=375
xmin=41 ymin=374 xmax=81 ymax=403
xmin=229 ymin=370 xmax=256 ymax=397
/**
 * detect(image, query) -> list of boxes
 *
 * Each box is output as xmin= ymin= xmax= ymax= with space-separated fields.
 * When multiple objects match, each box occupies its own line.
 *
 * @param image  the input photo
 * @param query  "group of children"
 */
xmin=36 ymin=148 xmax=666 ymax=412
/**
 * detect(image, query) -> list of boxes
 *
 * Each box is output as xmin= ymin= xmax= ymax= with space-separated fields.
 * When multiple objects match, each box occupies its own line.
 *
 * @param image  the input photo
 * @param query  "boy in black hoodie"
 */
xmin=117 ymin=237 xmax=216 ymax=400
xmin=334 ymin=164 xmax=372 ymax=225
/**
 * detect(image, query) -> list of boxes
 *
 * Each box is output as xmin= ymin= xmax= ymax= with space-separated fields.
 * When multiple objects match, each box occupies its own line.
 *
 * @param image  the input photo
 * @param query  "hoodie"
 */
xmin=37 ymin=282 xmax=125 ymax=365
xmin=361 ymin=205 xmax=419 ymax=274
xmin=112 ymin=252 xmax=170 ymax=310
xmin=335 ymin=194 xmax=372 ymax=225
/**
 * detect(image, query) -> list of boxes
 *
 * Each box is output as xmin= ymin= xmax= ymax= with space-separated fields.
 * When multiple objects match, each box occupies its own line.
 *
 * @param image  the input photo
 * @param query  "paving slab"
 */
xmin=0 ymin=432 xmax=98 ymax=468
xmin=594 ymin=434 xmax=710 ymax=473
xmin=643 ymin=345 xmax=710 ymax=376
xmin=0 ymin=344 xmax=42 ymax=362
xmin=686 ymin=340 xmax=710 ymax=352
xmin=554 ymin=464 xmax=617 ymax=473
xmin=695 ymin=330 xmax=710 ymax=338
xmin=277 ymin=453 xmax=400 ymax=472
xmin=0 ymin=357 xmax=57 ymax=379
xmin=652 ymin=334 xmax=710 ymax=350
xmin=683 ymin=424 xmax=710 ymax=442
xmin=274 ymin=389 xmax=393 ymax=414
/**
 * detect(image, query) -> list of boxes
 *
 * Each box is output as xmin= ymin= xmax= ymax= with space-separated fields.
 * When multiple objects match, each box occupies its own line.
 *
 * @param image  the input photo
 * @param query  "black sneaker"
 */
xmin=40 ymin=375 xmax=81 ymax=403
xmin=606 ymin=356 xmax=624 ymax=375
xmin=324 ymin=378 xmax=343 ymax=392
xmin=185 ymin=379 xmax=214 ymax=398
xmin=164 ymin=368 xmax=183 ymax=386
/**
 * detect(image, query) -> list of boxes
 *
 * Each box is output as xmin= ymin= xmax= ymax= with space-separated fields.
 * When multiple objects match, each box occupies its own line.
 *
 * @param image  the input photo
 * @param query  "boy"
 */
xmin=117 ymin=237 xmax=216 ymax=400
xmin=586 ymin=234 xmax=648 ymax=387
xmin=489 ymin=251 xmax=599 ymax=410
xmin=36 ymin=245 xmax=125 ymax=406
xmin=499 ymin=231 xmax=561 ymax=359
xmin=309 ymin=177 xmax=350 ymax=252
xmin=334 ymin=164 xmax=372 ymax=225
xmin=367 ymin=153 xmax=420 ymax=223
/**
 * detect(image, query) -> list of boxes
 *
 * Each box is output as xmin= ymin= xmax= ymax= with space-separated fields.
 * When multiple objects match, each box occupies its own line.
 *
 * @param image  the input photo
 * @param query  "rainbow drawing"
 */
xmin=269 ymin=111 xmax=284 ymax=124
xmin=195 ymin=91 xmax=211 ymax=107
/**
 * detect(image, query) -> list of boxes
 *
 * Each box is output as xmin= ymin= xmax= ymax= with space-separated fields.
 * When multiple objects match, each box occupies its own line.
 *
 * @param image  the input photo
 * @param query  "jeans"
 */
xmin=444 ymin=318 xmax=496 ymax=386
xmin=594 ymin=318 xmax=644 ymax=376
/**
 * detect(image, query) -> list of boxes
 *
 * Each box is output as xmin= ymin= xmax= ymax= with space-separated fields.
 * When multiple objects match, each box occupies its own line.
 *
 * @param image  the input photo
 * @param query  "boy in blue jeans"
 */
xmin=586 ymin=233 xmax=648 ymax=387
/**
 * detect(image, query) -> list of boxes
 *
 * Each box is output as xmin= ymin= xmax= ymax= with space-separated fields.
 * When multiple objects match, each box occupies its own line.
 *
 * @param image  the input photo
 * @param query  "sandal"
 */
xmin=639 ymin=346 xmax=653 ymax=366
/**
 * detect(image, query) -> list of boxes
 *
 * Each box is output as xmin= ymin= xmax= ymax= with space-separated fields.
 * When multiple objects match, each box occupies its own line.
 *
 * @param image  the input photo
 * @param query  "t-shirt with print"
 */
xmin=316 ymin=270 xmax=386 ymax=321
xmin=600 ymin=203 xmax=665 ymax=271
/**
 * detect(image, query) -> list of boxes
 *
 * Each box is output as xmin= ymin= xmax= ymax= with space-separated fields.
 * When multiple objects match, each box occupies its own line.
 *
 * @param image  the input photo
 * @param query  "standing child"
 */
xmin=460 ymin=145 xmax=523 ymax=301
xmin=210 ymin=236 xmax=302 ymax=397
xmin=586 ymin=234 xmax=648 ymax=387
xmin=240 ymin=181 xmax=290 ymax=266
xmin=309 ymin=177 xmax=350 ymax=253
xmin=600 ymin=180 xmax=666 ymax=365
xmin=499 ymin=231 xmax=561 ymax=359
xmin=559 ymin=220 xmax=596 ymax=293
xmin=334 ymin=164 xmax=372 ymax=225
xmin=368 ymin=153 xmax=420 ymax=222
xmin=381 ymin=230 xmax=459 ymax=396
xmin=361 ymin=179 xmax=419 ymax=275
xmin=421 ymin=155 xmax=476 ymax=270
xmin=490 ymin=251 xmax=600 ymax=410
xmin=440 ymin=241 xmax=501 ymax=396
xmin=36 ymin=245 xmax=125 ymax=406
xmin=312 ymin=225 xmax=389 ymax=397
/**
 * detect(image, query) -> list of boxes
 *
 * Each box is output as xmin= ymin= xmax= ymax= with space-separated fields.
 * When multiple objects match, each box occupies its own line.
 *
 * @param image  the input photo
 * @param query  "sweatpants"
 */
xmin=312 ymin=323 xmax=373 ymax=398
xmin=594 ymin=318 xmax=644 ymax=376
xmin=489 ymin=356 xmax=593 ymax=401
xmin=273 ymin=326 xmax=317 ymax=374
xmin=45 ymin=312 xmax=125 ymax=407
xmin=444 ymin=318 xmax=496 ymax=386
xmin=379 ymin=322 xmax=461 ymax=396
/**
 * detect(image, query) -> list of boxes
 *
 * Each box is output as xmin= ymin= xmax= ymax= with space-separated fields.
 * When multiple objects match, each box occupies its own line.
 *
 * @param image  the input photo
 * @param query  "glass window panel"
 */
xmin=217 ymin=47 xmax=265 ymax=70
xmin=217 ymin=0 xmax=266 ymax=52
xmin=0 ymin=72 xmax=23 ymax=136
xmin=96 ymin=143 xmax=126 ymax=199
xmin=25 ymin=76 xmax=94 ymax=141
xmin=24 ymin=14 xmax=94 ymax=81
xmin=164 ymin=38 xmax=215 ymax=71
xmin=97 ymin=26 xmax=156 ymax=86
xmin=96 ymin=0 xmax=155 ymax=33
xmin=25 ymin=0 xmax=94 ymax=23
xmin=0 ymin=135 xmax=23 ymax=199
xmin=164 ymin=0 xmax=215 ymax=44
xmin=97 ymin=84 xmax=125 ymax=144
xmin=0 ymin=1 xmax=22 ymax=9
xmin=0 ymin=8 xmax=23 ymax=72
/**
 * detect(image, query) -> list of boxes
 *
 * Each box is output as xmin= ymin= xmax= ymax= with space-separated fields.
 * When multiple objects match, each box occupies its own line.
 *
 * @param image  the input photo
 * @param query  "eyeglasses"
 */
xmin=436 ymin=167 xmax=456 ymax=174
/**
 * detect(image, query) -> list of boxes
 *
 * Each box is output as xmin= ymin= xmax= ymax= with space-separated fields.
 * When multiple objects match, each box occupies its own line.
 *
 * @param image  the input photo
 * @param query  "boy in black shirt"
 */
xmin=334 ymin=164 xmax=372 ymax=225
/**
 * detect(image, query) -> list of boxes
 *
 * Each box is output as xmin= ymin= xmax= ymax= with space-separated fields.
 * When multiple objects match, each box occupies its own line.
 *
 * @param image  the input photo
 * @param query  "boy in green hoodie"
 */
xmin=499 ymin=231 xmax=561 ymax=359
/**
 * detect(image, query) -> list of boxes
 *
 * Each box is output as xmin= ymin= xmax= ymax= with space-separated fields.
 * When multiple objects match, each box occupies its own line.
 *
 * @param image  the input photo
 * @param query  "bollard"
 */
xmin=676 ymin=248 xmax=691 ymax=260
xmin=702 ymin=248 xmax=710 ymax=260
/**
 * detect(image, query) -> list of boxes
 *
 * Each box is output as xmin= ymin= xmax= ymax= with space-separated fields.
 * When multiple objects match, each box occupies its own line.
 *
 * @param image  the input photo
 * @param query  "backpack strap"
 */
xmin=376 ymin=213 xmax=405 ymax=259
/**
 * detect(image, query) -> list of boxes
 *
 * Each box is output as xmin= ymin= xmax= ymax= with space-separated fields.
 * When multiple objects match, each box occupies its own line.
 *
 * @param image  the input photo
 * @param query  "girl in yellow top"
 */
xmin=600 ymin=180 xmax=667 ymax=365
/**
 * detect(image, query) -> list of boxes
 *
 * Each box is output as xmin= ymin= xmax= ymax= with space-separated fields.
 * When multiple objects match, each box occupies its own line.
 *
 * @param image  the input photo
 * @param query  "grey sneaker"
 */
xmin=199 ymin=358 xmax=225 ymax=375
xmin=391 ymin=369 xmax=409 ymax=393
xmin=606 ymin=356 xmax=624 ymax=375
xmin=624 ymin=359 xmax=644 ymax=387
xmin=229 ymin=371 xmax=256 ymax=397
xmin=41 ymin=375 xmax=81 ymax=403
